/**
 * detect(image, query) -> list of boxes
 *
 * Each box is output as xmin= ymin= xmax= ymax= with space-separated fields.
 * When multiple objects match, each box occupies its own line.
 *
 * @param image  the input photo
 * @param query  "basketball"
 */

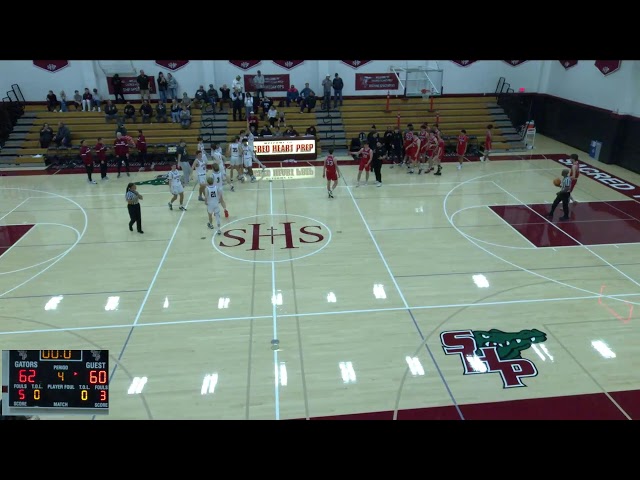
xmin=553 ymin=177 xmax=561 ymax=187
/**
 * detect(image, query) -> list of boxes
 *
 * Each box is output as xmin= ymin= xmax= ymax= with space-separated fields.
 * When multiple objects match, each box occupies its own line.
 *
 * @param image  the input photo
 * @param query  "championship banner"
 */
xmin=244 ymin=74 xmax=290 ymax=93
xmin=106 ymin=76 xmax=157 ymax=95
xmin=355 ymin=73 xmax=399 ymax=91
xmin=229 ymin=60 xmax=261 ymax=70
xmin=451 ymin=60 xmax=478 ymax=67
xmin=503 ymin=60 xmax=528 ymax=67
xmin=253 ymin=136 xmax=317 ymax=160
xmin=341 ymin=60 xmax=372 ymax=69
xmin=33 ymin=60 xmax=69 ymax=73
xmin=559 ymin=60 xmax=578 ymax=70
xmin=155 ymin=60 xmax=189 ymax=71
xmin=595 ymin=61 xmax=621 ymax=76
xmin=272 ymin=60 xmax=304 ymax=70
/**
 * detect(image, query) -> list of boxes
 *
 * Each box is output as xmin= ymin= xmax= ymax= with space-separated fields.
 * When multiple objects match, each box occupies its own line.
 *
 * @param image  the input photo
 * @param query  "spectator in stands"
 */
xmin=260 ymin=96 xmax=273 ymax=119
xmin=179 ymin=105 xmax=191 ymax=128
xmin=167 ymin=73 xmax=178 ymax=100
xmin=206 ymin=84 xmax=219 ymax=111
xmin=244 ymin=92 xmax=255 ymax=120
xmin=139 ymin=100 xmax=153 ymax=123
xmin=219 ymin=84 xmax=231 ymax=112
xmin=104 ymin=100 xmax=119 ymax=123
xmin=284 ymin=125 xmax=298 ymax=137
xmin=194 ymin=85 xmax=208 ymax=109
xmin=232 ymin=89 xmax=244 ymax=122
xmin=81 ymin=88 xmax=93 ymax=112
xmin=59 ymin=91 xmax=68 ymax=112
xmin=156 ymin=100 xmax=168 ymax=123
xmin=267 ymin=104 xmax=278 ymax=127
xmin=252 ymin=70 xmax=266 ymax=98
xmin=73 ymin=90 xmax=83 ymax=110
xmin=260 ymin=124 xmax=272 ymax=137
xmin=53 ymin=121 xmax=71 ymax=148
xmin=170 ymin=99 xmax=181 ymax=123
xmin=272 ymin=125 xmax=282 ymax=137
xmin=111 ymin=74 xmax=125 ymax=103
xmin=157 ymin=72 xmax=168 ymax=103
xmin=232 ymin=75 xmax=243 ymax=92
xmin=46 ymin=91 xmax=58 ymax=112
xmin=332 ymin=73 xmax=344 ymax=108
xmin=91 ymin=88 xmax=102 ymax=112
xmin=137 ymin=70 xmax=151 ymax=102
xmin=286 ymin=84 xmax=299 ymax=107
xmin=298 ymin=83 xmax=312 ymax=108
xmin=181 ymin=92 xmax=192 ymax=110
xmin=305 ymin=125 xmax=318 ymax=140
xmin=39 ymin=123 xmax=54 ymax=148
xmin=247 ymin=110 xmax=259 ymax=132
xmin=299 ymin=91 xmax=317 ymax=113
xmin=115 ymin=122 xmax=127 ymax=137
xmin=321 ymin=74 xmax=332 ymax=110
xmin=123 ymin=101 xmax=136 ymax=123
xmin=278 ymin=109 xmax=286 ymax=127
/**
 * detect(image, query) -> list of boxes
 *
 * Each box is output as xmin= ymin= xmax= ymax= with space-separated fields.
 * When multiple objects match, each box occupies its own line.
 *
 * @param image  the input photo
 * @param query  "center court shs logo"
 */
xmin=220 ymin=222 xmax=324 ymax=250
xmin=440 ymin=328 xmax=547 ymax=388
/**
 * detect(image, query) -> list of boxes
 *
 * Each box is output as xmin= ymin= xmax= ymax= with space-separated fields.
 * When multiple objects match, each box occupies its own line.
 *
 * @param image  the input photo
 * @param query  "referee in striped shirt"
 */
xmin=125 ymin=183 xmax=144 ymax=233
xmin=547 ymin=168 xmax=571 ymax=221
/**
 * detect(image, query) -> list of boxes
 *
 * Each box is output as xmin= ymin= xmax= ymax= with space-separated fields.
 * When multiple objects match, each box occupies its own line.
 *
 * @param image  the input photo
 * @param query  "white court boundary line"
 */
xmin=492 ymin=180 xmax=640 ymax=292
xmin=0 ymin=198 xmax=30 ymax=222
xmin=442 ymin=169 xmax=640 ymax=308
xmin=0 ymin=188 xmax=88 ymax=298
xmin=269 ymin=181 xmax=281 ymax=421
xmin=1 ymin=291 xmax=638 ymax=337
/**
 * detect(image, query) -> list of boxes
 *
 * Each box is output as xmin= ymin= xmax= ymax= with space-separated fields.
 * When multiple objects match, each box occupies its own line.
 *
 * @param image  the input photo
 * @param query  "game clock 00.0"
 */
xmin=1 ymin=350 xmax=109 ymax=416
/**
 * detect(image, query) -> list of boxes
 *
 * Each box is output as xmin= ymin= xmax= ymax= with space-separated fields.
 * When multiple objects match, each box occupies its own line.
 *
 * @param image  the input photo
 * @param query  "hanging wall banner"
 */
xmin=503 ymin=60 xmax=528 ymax=66
xmin=272 ymin=60 xmax=304 ymax=70
xmin=355 ymin=73 xmax=399 ymax=91
xmin=244 ymin=74 xmax=290 ymax=93
xmin=594 ymin=61 xmax=621 ymax=76
xmin=450 ymin=60 xmax=478 ymax=67
xmin=155 ymin=60 xmax=189 ymax=71
xmin=558 ymin=60 xmax=578 ymax=70
xmin=33 ymin=60 xmax=69 ymax=73
xmin=229 ymin=60 xmax=262 ymax=70
xmin=341 ymin=60 xmax=372 ymax=69
xmin=107 ymin=76 xmax=157 ymax=95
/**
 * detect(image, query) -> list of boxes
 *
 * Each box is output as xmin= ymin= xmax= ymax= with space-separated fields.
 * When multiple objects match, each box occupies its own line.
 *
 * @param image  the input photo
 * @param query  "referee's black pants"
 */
xmin=372 ymin=159 xmax=382 ymax=183
xmin=549 ymin=191 xmax=570 ymax=218
xmin=128 ymin=203 xmax=142 ymax=232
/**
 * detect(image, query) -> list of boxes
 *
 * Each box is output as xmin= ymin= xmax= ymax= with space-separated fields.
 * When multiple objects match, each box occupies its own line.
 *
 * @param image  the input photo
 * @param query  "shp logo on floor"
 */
xmin=440 ymin=328 xmax=547 ymax=388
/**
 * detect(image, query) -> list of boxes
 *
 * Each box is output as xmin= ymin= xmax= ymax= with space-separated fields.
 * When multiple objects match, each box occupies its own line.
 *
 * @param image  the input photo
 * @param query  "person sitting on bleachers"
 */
xmin=247 ymin=111 xmax=259 ymax=132
xmin=123 ymin=102 xmax=136 ymax=123
xmin=272 ymin=125 xmax=282 ymax=137
xmin=284 ymin=125 xmax=299 ymax=137
xmin=206 ymin=84 xmax=219 ymax=111
xmin=181 ymin=92 xmax=192 ymax=110
xmin=179 ymin=105 xmax=191 ymax=128
xmin=286 ymin=85 xmax=299 ymax=107
xmin=40 ymin=123 xmax=54 ymax=148
xmin=139 ymin=100 xmax=153 ymax=123
xmin=53 ymin=121 xmax=71 ymax=148
xmin=91 ymin=88 xmax=102 ymax=112
xmin=46 ymin=91 xmax=58 ymax=112
xmin=297 ymin=83 xmax=312 ymax=107
xmin=260 ymin=124 xmax=272 ymax=137
xmin=115 ymin=122 xmax=127 ymax=137
xmin=82 ymin=88 xmax=93 ymax=112
xmin=156 ymin=100 xmax=168 ymax=123
xmin=299 ymin=91 xmax=317 ymax=113
xmin=104 ymin=100 xmax=119 ymax=123
xmin=194 ymin=85 xmax=208 ymax=109
xmin=170 ymin=99 xmax=181 ymax=123
xmin=72 ymin=90 xmax=83 ymax=110
xmin=59 ymin=90 xmax=69 ymax=112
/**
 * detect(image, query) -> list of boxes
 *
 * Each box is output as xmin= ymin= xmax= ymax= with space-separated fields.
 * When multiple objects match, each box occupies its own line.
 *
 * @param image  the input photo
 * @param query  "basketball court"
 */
xmin=1 ymin=134 xmax=639 ymax=420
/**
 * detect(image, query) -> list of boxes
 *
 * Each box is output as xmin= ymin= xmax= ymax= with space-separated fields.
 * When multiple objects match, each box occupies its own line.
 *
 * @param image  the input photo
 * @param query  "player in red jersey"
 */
xmin=425 ymin=130 xmax=438 ymax=173
xmin=569 ymin=153 xmax=580 ymax=204
xmin=322 ymin=147 xmax=340 ymax=198
xmin=136 ymin=129 xmax=153 ymax=171
xmin=482 ymin=124 xmax=493 ymax=162
xmin=114 ymin=132 xmax=134 ymax=178
xmin=456 ymin=129 xmax=469 ymax=170
xmin=403 ymin=124 xmax=421 ymax=173
xmin=354 ymin=141 xmax=373 ymax=186
xmin=434 ymin=131 xmax=445 ymax=176
xmin=417 ymin=124 xmax=429 ymax=174
xmin=95 ymin=137 xmax=108 ymax=181
xmin=80 ymin=139 xmax=96 ymax=184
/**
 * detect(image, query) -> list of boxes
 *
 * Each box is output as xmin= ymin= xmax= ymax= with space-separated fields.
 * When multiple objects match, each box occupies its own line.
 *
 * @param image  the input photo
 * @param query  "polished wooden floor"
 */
xmin=1 ymin=134 xmax=640 ymax=420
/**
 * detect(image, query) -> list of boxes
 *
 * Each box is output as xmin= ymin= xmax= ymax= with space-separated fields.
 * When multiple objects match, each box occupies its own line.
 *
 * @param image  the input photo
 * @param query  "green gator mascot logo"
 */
xmin=134 ymin=175 xmax=168 ymax=186
xmin=440 ymin=328 xmax=548 ymax=388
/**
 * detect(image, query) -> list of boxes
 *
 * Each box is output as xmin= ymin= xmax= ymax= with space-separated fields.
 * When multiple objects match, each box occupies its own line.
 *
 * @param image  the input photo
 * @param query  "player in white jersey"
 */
xmin=241 ymin=139 xmax=257 ymax=182
xmin=227 ymin=136 xmax=242 ymax=183
xmin=246 ymin=130 xmax=267 ymax=172
xmin=211 ymin=162 xmax=230 ymax=218
xmin=166 ymin=162 xmax=187 ymax=211
xmin=205 ymin=176 xmax=224 ymax=234
xmin=197 ymin=136 xmax=208 ymax=164
xmin=211 ymin=143 xmax=234 ymax=191
xmin=192 ymin=151 xmax=208 ymax=201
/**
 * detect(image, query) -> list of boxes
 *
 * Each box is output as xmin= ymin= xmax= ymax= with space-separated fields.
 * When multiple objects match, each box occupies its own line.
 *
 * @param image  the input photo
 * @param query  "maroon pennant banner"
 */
xmin=155 ymin=60 xmax=189 ymax=71
xmin=503 ymin=60 xmax=528 ymax=67
xmin=558 ymin=60 xmax=578 ymax=70
xmin=595 ymin=60 xmax=621 ymax=76
xmin=33 ymin=60 xmax=69 ymax=73
xmin=272 ymin=60 xmax=304 ymax=70
xmin=341 ymin=60 xmax=372 ymax=69
xmin=229 ymin=60 xmax=261 ymax=70
xmin=450 ymin=60 xmax=478 ymax=67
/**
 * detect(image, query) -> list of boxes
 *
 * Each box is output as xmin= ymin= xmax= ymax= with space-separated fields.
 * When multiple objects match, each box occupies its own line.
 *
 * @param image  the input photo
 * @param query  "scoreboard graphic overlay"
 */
xmin=1 ymin=350 xmax=109 ymax=416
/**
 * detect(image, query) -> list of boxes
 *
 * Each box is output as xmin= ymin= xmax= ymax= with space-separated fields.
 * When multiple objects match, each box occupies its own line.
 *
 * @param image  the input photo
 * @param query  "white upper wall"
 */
xmin=1 ymin=60 xmax=637 ymax=116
